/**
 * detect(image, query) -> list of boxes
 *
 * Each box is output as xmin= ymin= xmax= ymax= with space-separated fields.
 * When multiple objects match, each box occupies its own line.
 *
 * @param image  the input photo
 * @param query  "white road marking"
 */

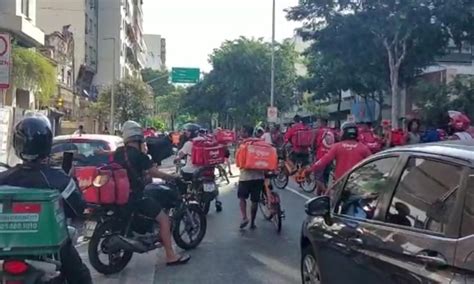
xmin=285 ymin=186 xmax=311 ymax=200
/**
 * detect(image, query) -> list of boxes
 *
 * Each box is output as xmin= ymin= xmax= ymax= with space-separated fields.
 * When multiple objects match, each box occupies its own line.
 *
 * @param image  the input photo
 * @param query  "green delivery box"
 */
xmin=0 ymin=186 xmax=68 ymax=256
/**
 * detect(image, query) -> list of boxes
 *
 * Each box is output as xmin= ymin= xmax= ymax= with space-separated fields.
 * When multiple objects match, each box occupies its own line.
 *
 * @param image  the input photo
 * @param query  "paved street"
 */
xmin=76 ymin=169 xmax=314 ymax=284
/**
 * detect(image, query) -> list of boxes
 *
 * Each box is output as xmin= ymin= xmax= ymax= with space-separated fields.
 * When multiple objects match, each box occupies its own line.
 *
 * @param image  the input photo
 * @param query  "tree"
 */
xmin=184 ymin=37 xmax=299 ymax=126
xmin=12 ymin=46 xmax=56 ymax=106
xmin=96 ymin=78 xmax=153 ymax=124
xmin=287 ymin=0 xmax=474 ymax=127
xmin=141 ymin=68 xmax=173 ymax=97
xmin=155 ymin=86 xmax=187 ymax=130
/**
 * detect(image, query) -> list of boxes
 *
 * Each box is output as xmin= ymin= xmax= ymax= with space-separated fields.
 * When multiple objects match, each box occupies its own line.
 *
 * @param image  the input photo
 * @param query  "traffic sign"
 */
xmin=171 ymin=67 xmax=200 ymax=84
xmin=0 ymin=33 xmax=11 ymax=89
xmin=267 ymin=106 xmax=278 ymax=123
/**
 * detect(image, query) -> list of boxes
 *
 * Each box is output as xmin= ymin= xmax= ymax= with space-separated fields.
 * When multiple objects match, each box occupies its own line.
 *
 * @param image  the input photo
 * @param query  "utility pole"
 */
xmin=104 ymin=37 xmax=116 ymax=131
xmin=270 ymin=0 xmax=276 ymax=107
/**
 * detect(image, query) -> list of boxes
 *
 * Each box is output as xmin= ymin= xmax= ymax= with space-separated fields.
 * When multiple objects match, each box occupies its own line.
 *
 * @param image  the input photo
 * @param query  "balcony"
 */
xmin=0 ymin=13 xmax=44 ymax=46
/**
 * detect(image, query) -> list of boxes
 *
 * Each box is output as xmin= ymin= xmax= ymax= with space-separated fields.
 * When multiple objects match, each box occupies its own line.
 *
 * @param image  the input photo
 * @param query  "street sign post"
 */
xmin=171 ymin=67 xmax=200 ymax=84
xmin=267 ymin=106 xmax=278 ymax=123
xmin=0 ymin=33 xmax=11 ymax=90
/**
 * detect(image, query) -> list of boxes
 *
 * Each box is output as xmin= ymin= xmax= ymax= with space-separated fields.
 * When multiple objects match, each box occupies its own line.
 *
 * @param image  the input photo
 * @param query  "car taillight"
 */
xmin=12 ymin=203 xmax=41 ymax=213
xmin=3 ymin=260 xmax=29 ymax=275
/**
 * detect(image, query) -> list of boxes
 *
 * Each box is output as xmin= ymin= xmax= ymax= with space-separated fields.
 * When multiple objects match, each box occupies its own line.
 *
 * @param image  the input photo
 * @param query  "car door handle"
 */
xmin=416 ymin=255 xmax=448 ymax=267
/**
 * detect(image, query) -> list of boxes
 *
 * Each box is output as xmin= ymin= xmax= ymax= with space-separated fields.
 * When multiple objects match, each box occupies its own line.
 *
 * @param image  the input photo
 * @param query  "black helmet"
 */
xmin=341 ymin=121 xmax=358 ymax=140
xmin=183 ymin=123 xmax=201 ymax=138
xmin=13 ymin=115 xmax=53 ymax=161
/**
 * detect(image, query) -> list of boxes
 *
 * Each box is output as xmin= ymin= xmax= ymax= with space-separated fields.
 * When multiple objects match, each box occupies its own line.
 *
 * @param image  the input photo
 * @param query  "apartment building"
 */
xmin=143 ymin=34 xmax=167 ymax=70
xmin=0 ymin=0 xmax=44 ymax=47
xmin=95 ymin=0 xmax=146 ymax=88
xmin=36 ymin=0 xmax=98 ymax=97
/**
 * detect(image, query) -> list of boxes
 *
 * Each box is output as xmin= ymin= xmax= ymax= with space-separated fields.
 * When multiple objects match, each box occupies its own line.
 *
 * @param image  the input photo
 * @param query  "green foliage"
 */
xmin=302 ymin=96 xmax=329 ymax=118
xmin=143 ymin=116 xmax=166 ymax=130
xmin=12 ymin=46 xmax=56 ymax=106
xmin=413 ymin=75 xmax=474 ymax=125
xmin=287 ymin=0 xmax=474 ymax=127
xmin=97 ymin=78 xmax=153 ymax=124
xmin=183 ymin=37 xmax=299 ymax=126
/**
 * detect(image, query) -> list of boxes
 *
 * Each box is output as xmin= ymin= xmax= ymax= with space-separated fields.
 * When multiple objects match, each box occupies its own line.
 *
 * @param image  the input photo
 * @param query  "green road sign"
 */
xmin=171 ymin=67 xmax=200 ymax=83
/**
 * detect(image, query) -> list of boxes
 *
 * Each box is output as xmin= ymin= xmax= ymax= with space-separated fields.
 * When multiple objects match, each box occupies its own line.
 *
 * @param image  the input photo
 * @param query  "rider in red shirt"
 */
xmin=284 ymin=115 xmax=310 ymax=171
xmin=305 ymin=122 xmax=371 ymax=182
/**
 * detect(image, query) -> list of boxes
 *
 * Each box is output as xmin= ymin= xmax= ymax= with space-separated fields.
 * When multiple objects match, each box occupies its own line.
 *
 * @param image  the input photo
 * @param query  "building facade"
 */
xmin=95 ymin=0 xmax=146 ymax=88
xmin=143 ymin=34 xmax=166 ymax=70
xmin=36 ymin=0 xmax=98 ymax=98
xmin=0 ymin=0 xmax=44 ymax=47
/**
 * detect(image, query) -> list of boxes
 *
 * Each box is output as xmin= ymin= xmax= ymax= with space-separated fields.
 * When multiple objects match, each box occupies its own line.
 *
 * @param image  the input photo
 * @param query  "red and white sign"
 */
xmin=0 ymin=33 xmax=11 ymax=89
xmin=267 ymin=106 xmax=278 ymax=123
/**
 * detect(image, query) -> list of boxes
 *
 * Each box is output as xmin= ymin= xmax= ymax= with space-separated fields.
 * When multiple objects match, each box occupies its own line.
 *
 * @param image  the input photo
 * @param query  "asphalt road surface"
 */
xmin=77 ymin=169 xmax=314 ymax=284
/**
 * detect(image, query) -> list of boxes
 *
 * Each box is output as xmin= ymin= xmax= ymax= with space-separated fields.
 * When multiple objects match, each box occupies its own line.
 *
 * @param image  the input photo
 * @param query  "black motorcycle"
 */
xmin=87 ymin=182 xmax=207 ymax=275
xmin=183 ymin=167 xmax=222 ymax=215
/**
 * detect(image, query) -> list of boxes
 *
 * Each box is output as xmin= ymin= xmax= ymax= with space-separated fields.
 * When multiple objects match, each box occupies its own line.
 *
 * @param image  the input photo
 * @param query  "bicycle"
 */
xmin=258 ymin=178 xmax=285 ymax=233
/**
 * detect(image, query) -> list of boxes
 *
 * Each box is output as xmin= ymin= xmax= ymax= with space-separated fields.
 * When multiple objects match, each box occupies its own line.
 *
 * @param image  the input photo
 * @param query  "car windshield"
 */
xmin=51 ymin=139 xmax=112 ymax=167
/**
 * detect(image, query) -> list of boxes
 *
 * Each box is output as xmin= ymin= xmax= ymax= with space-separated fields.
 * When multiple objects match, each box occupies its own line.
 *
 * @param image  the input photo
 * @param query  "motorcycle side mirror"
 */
xmin=93 ymin=174 xmax=110 ymax=187
xmin=305 ymin=196 xmax=331 ymax=217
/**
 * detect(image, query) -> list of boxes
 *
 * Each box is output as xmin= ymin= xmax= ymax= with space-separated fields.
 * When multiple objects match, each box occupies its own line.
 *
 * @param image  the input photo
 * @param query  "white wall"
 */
xmin=143 ymin=34 xmax=163 ymax=70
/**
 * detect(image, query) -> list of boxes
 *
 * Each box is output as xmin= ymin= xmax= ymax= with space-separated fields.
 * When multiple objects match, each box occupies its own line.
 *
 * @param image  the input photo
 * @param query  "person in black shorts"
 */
xmin=114 ymin=120 xmax=190 ymax=266
xmin=237 ymin=125 xmax=265 ymax=229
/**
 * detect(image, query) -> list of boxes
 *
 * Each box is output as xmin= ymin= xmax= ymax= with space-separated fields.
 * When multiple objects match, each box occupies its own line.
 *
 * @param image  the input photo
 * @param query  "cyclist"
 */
xmin=0 ymin=115 xmax=92 ymax=284
xmin=114 ymin=120 xmax=190 ymax=266
xmin=305 ymin=121 xmax=371 ymax=186
xmin=313 ymin=118 xmax=335 ymax=192
xmin=284 ymin=115 xmax=310 ymax=173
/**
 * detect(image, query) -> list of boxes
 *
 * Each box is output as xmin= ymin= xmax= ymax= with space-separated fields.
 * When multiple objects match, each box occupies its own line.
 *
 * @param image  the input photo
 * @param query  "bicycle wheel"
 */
xmin=271 ymin=192 xmax=282 ymax=233
xmin=299 ymin=172 xmax=318 ymax=193
xmin=273 ymin=173 xmax=289 ymax=190
xmin=258 ymin=191 xmax=272 ymax=220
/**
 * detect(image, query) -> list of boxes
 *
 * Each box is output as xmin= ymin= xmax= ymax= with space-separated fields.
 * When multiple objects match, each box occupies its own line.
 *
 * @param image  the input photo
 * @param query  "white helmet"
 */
xmin=122 ymin=120 xmax=144 ymax=143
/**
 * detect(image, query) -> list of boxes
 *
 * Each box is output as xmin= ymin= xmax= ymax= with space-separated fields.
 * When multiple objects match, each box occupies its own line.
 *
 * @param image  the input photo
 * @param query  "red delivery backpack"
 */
xmin=75 ymin=163 xmax=131 ymax=206
xmin=216 ymin=130 xmax=236 ymax=144
xmin=292 ymin=128 xmax=315 ymax=148
xmin=192 ymin=138 xmax=226 ymax=166
xmin=391 ymin=129 xmax=407 ymax=146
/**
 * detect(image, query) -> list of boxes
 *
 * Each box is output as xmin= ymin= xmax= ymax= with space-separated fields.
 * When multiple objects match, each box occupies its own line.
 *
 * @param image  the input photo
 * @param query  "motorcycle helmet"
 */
xmin=340 ymin=121 xmax=358 ymax=140
xmin=183 ymin=123 xmax=201 ymax=139
xmin=122 ymin=120 xmax=144 ymax=143
xmin=13 ymin=114 xmax=53 ymax=161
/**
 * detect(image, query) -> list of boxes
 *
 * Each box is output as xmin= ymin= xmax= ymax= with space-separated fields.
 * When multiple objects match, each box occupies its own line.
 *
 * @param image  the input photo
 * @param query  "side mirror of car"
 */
xmin=305 ymin=196 xmax=331 ymax=217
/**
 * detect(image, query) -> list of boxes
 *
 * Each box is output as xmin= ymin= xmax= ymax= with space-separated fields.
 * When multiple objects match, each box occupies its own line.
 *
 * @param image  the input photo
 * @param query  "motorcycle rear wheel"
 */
xmin=88 ymin=220 xmax=134 ymax=275
xmin=173 ymin=205 xmax=207 ymax=250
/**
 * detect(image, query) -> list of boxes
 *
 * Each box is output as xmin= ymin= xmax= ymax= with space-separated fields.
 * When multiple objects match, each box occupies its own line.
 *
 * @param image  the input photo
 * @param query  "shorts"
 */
xmin=290 ymin=152 xmax=310 ymax=166
xmin=238 ymin=179 xmax=264 ymax=203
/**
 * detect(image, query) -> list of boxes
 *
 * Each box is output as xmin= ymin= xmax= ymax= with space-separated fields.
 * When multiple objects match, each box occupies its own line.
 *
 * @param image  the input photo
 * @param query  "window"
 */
xmin=21 ymin=0 xmax=29 ymax=18
xmin=386 ymin=158 xmax=461 ymax=235
xmin=461 ymin=171 xmax=474 ymax=237
xmin=85 ymin=15 xmax=89 ymax=34
xmin=89 ymin=18 xmax=93 ymax=33
xmin=335 ymin=157 xmax=398 ymax=220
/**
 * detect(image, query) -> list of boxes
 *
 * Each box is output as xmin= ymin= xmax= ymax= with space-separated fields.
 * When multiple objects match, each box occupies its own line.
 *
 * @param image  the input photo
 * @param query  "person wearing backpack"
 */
xmin=284 ymin=115 xmax=311 ymax=172
xmin=447 ymin=111 xmax=474 ymax=141
xmin=115 ymin=121 xmax=190 ymax=266
xmin=313 ymin=118 xmax=335 ymax=188
xmin=0 ymin=115 xmax=93 ymax=284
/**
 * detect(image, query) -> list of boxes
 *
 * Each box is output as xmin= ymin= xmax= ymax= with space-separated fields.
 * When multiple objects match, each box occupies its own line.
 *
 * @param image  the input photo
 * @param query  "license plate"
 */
xmin=203 ymin=183 xmax=216 ymax=192
xmin=84 ymin=221 xmax=97 ymax=238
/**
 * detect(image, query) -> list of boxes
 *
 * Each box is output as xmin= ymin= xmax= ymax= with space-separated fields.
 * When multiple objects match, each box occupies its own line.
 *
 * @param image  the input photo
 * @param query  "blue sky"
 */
xmin=143 ymin=0 xmax=300 ymax=72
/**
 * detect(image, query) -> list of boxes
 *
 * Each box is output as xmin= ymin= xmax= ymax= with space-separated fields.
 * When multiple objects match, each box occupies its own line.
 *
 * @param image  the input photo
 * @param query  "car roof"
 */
xmin=381 ymin=140 xmax=474 ymax=164
xmin=53 ymin=134 xmax=123 ymax=145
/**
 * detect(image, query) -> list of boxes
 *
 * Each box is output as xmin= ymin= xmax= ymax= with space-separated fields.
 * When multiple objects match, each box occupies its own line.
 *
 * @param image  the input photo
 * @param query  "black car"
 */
xmin=301 ymin=141 xmax=474 ymax=284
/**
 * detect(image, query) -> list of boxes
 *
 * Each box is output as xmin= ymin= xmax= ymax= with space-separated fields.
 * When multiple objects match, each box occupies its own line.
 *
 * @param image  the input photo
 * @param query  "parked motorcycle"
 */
xmin=184 ymin=167 xmax=222 ymax=214
xmin=86 ymin=181 xmax=207 ymax=275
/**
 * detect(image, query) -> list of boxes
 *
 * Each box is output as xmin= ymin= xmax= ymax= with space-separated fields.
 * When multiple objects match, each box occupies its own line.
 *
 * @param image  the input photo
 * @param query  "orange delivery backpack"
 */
xmin=236 ymin=139 xmax=278 ymax=171
xmin=292 ymin=128 xmax=316 ymax=148
xmin=215 ymin=129 xmax=236 ymax=144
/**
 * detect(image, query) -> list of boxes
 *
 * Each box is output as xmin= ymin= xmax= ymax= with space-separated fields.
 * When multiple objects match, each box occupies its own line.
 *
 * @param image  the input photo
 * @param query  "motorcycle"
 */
xmin=184 ymin=167 xmax=222 ymax=214
xmin=86 ymin=181 xmax=207 ymax=275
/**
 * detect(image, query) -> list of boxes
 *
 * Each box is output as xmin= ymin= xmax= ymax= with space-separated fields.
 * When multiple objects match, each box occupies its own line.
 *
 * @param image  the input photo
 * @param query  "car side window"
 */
xmin=335 ymin=157 xmax=398 ymax=220
xmin=461 ymin=171 xmax=474 ymax=237
xmin=386 ymin=157 xmax=461 ymax=235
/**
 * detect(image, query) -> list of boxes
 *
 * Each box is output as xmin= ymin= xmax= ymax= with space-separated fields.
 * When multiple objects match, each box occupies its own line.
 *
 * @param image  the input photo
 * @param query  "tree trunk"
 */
xmin=337 ymin=91 xmax=342 ymax=125
xmin=390 ymin=72 xmax=400 ymax=129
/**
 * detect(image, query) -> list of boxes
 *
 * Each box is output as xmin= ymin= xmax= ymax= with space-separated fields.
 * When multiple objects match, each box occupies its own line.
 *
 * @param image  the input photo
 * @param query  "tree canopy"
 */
xmin=287 ymin=0 xmax=474 ymax=127
xmin=183 ymin=37 xmax=299 ymax=126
